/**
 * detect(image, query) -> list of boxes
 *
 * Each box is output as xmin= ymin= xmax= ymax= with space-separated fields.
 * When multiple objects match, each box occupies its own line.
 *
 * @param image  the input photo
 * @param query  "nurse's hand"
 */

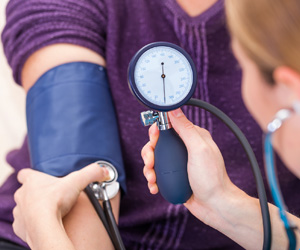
xmin=142 ymin=109 xmax=300 ymax=250
xmin=12 ymin=163 xmax=110 ymax=249
xmin=141 ymin=108 xmax=235 ymax=220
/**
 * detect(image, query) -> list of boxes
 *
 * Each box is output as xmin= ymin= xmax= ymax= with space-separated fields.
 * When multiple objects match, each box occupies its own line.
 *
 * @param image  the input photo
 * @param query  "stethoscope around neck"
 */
xmin=264 ymin=104 xmax=300 ymax=250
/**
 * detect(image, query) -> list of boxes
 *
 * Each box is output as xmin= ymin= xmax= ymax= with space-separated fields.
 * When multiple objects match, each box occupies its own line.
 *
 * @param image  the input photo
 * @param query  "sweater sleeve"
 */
xmin=1 ymin=0 xmax=107 ymax=84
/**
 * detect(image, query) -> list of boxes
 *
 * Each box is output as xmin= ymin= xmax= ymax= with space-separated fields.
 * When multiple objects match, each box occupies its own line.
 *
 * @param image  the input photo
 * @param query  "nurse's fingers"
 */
xmin=148 ymin=123 xmax=159 ymax=148
xmin=194 ymin=126 xmax=212 ymax=140
xmin=169 ymin=109 xmax=204 ymax=151
xmin=141 ymin=141 xmax=155 ymax=169
xmin=66 ymin=163 xmax=110 ymax=192
xmin=143 ymin=165 xmax=156 ymax=184
xmin=148 ymin=182 xmax=159 ymax=194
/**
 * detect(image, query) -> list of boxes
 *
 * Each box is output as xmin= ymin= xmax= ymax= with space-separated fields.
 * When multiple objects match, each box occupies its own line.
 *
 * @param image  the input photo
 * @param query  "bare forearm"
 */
xmin=63 ymin=191 xmax=121 ymax=250
xmin=29 ymin=192 xmax=120 ymax=250
xmin=186 ymin=184 xmax=300 ymax=250
xmin=26 ymin=215 xmax=75 ymax=250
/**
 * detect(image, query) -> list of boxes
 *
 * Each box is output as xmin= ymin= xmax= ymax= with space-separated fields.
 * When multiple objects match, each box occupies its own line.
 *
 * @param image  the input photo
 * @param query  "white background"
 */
xmin=0 ymin=0 xmax=27 ymax=185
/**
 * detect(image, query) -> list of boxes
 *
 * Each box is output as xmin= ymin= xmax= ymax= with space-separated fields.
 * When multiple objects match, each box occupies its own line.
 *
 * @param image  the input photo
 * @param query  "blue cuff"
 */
xmin=26 ymin=62 xmax=127 ymax=193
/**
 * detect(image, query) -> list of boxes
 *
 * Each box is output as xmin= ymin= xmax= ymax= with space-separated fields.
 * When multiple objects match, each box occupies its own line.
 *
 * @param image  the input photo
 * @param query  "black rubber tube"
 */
xmin=84 ymin=186 xmax=126 ymax=250
xmin=103 ymin=200 xmax=126 ymax=250
xmin=84 ymin=187 xmax=113 ymax=244
xmin=187 ymin=98 xmax=271 ymax=250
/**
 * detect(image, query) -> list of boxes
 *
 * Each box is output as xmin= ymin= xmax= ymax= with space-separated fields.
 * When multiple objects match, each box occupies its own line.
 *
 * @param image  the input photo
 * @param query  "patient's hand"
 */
xmin=12 ymin=163 xmax=109 ymax=249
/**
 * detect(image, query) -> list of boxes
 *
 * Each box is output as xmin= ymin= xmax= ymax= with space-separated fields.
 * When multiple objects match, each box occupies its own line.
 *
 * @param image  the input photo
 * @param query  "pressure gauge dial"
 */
xmin=128 ymin=42 xmax=197 ymax=111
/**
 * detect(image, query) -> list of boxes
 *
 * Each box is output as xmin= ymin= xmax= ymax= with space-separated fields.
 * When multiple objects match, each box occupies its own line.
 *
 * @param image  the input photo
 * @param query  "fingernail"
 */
xmin=171 ymin=108 xmax=183 ymax=118
xmin=103 ymin=167 xmax=110 ymax=177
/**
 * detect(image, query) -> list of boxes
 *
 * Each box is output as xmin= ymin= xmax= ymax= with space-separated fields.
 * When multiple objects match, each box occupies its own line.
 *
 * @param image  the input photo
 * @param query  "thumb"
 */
xmin=169 ymin=108 xmax=202 ymax=151
xmin=66 ymin=163 xmax=110 ymax=192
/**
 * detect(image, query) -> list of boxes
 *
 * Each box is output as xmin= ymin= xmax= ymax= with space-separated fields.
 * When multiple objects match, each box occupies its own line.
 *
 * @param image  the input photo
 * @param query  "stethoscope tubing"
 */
xmin=264 ymin=133 xmax=297 ymax=250
xmin=84 ymin=185 xmax=126 ymax=250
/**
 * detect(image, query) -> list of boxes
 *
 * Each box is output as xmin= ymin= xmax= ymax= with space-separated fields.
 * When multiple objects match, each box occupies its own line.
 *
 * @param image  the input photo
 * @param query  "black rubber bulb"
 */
xmin=154 ymin=128 xmax=193 ymax=204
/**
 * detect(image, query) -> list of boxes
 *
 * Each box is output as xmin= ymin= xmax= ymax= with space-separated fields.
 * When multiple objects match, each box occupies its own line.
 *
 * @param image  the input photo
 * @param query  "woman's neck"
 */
xmin=176 ymin=0 xmax=218 ymax=17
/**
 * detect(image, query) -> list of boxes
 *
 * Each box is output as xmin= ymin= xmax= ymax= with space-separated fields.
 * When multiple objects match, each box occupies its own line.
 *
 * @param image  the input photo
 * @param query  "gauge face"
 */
xmin=128 ymin=42 xmax=197 ymax=111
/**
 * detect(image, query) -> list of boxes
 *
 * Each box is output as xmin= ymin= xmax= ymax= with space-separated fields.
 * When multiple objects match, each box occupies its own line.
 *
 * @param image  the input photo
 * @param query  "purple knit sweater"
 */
xmin=1 ymin=0 xmax=300 ymax=249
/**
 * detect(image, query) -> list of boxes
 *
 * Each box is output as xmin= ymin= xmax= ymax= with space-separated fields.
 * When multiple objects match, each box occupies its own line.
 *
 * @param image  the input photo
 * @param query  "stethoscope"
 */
xmin=265 ymin=105 xmax=300 ymax=250
xmin=84 ymin=161 xmax=125 ymax=250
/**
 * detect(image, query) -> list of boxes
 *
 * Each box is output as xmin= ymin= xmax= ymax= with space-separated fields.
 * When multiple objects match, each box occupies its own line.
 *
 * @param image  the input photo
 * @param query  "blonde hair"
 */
xmin=226 ymin=0 xmax=300 ymax=83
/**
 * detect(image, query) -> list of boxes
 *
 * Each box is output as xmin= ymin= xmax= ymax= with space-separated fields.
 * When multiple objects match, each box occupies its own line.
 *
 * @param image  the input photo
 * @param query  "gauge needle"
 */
xmin=161 ymin=62 xmax=166 ymax=103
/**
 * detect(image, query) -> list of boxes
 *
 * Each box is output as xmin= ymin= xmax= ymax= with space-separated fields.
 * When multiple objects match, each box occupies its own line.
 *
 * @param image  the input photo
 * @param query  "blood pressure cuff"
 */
xmin=26 ymin=62 xmax=126 ymax=193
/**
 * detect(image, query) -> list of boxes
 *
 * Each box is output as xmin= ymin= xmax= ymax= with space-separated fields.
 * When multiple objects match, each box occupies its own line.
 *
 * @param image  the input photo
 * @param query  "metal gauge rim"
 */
xmin=128 ymin=42 xmax=197 ymax=112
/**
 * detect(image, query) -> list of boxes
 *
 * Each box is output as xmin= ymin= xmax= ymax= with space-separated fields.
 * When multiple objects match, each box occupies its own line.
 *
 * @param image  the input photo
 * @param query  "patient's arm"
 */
xmin=63 ymin=191 xmax=121 ymax=250
xmin=21 ymin=44 xmax=118 ymax=250
xmin=13 ymin=164 xmax=117 ymax=250
xmin=21 ymin=43 xmax=106 ymax=91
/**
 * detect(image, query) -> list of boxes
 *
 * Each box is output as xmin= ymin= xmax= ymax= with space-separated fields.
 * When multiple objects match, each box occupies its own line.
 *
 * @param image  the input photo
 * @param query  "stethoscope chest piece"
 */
xmin=90 ymin=161 xmax=120 ymax=200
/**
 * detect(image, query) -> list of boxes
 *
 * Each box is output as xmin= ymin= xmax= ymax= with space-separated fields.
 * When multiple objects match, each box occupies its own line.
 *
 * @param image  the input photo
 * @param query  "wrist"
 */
xmin=186 ymin=180 xmax=251 ymax=227
xmin=26 ymin=213 xmax=74 ymax=250
xmin=186 ymin=181 xmax=269 ymax=249
xmin=26 ymin=212 xmax=58 ymax=248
